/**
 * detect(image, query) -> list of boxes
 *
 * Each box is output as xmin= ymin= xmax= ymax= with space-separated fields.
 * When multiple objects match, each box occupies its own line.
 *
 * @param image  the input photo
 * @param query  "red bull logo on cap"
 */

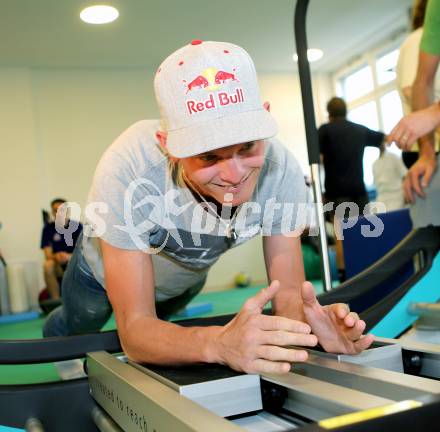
xmin=183 ymin=67 xmax=245 ymax=115
xmin=183 ymin=67 xmax=238 ymax=94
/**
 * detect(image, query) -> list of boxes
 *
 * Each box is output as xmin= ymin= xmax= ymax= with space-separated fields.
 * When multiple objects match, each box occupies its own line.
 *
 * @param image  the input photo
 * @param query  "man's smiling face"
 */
xmin=180 ymin=140 xmax=266 ymax=206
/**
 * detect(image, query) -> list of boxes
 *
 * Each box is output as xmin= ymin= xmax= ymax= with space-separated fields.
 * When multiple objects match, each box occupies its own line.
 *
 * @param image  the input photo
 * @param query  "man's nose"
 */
xmin=219 ymin=157 xmax=246 ymax=184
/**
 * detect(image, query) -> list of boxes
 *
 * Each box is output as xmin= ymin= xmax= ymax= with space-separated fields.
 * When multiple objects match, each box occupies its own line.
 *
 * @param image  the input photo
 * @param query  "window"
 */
xmin=347 ymin=101 xmax=381 ymax=187
xmin=348 ymin=101 xmax=379 ymax=131
xmin=342 ymin=65 xmax=374 ymax=102
xmin=334 ymin=41 xmax=403 ymax=188
xmin=380 ymin=90 xmax=403 ymax=133
xmin=376 ymin=49 xmax=399 ymax=86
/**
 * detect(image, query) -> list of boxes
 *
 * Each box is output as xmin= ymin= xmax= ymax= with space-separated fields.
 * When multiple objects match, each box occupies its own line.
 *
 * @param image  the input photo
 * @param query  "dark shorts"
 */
xmin=402 ymin=151 xmax=419 ymax=169
xmin=325 ymin=194 xmax=370 ymax=221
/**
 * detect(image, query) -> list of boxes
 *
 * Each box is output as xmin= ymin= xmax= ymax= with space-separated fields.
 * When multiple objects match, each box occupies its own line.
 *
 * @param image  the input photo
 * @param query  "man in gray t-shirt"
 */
xmin=44 ymin=40 xmax=373 ymax=374
xmin=81 ymin=119 xmax=311 ymax=304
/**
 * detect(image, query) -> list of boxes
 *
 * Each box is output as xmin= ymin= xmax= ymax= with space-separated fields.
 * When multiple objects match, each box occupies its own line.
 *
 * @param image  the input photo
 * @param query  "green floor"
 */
xmin=0 ymin=281 xmax=326 ymax=385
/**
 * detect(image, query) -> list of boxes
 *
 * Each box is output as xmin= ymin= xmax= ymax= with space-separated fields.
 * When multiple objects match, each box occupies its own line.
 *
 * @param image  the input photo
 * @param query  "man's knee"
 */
xmin=43 ymin=305 xmax=66 ymax=337
xmin=43 ymin=259 xmax=56 ymax=275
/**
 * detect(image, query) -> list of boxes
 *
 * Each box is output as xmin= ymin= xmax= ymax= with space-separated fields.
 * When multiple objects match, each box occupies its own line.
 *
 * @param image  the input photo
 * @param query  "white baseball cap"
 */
xmin=154 ymin=40 xmax=278 ymax=158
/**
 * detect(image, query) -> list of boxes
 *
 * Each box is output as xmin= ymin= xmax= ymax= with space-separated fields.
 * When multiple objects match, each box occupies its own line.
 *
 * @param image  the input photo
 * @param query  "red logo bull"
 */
xmin=214 ymin=70 xmax=238 ymax=85
xmin=183 ymin=75 xmax=209 ymax=94
xmin=183 ymin=67 xmax=239 ymax=94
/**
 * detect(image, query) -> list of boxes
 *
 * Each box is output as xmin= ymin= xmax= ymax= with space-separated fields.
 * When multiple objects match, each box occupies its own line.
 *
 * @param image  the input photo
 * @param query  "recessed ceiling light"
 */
xmin=293 ymin=48 xmax=324 ymax=63
xmin=80 ymin=5 xmax=119 ymax=24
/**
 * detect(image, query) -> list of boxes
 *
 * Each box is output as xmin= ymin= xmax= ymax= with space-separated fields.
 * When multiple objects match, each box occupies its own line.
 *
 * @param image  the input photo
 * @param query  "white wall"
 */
xmin=0 ymin=66 xmax=331 ymax=298
xmin=31 ymin=68 xmax=157 ymax=208
xmin=0 ymin=68 xmax=42 ymax=304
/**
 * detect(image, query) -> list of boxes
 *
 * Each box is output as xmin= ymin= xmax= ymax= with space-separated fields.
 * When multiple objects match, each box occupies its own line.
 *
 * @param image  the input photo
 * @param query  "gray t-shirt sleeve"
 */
xmin=86 ymin=150 xmax=160 ymax=251
xmin=261 ymin=142 xmax=313 ymax=236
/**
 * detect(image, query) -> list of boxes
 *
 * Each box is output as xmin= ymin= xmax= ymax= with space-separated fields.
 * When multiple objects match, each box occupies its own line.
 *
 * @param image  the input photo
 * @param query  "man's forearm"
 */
xmin=412 ymin=77 xmax=434 ymax=111
xmin=419 ymin=137 xmax=437 ymax=158
xmin=412 ymin=54 xmax=437 ymax=153
xmin=263 ymin=235 xmax=306 ymax=322
xmin=272 ymin=284 xmax=305 ymax=322
xmin=418 ymin=102 xmax=440 ymax=158
xmin=122 ymin=316 xmax=222 ymax=365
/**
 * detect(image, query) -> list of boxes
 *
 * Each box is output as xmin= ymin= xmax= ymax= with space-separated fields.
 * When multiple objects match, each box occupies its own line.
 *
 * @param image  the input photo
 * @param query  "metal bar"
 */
xmin=310 ymin=342 xmax=404 ymax=373
xmin=92 ymin=406 xmax=124 ymax=432
xmin=374 ymin=336 xmax=440 ymax=356
xmin=0 ymin=330 xmax=121 ymax=364
xmin=25 ymin=418 xmax=45 ymax=432
xmin=262 ymin=372 xmax=393 ymax=421
xmin=293 ymin=352 xmax=440 ymax=400
xmin=409 ymin=302 xmax=440 ymax=318
xmin=311 ymin=164 xmax=332 ymax=291
xmin=294 ymin=0 xmax=332 ymax=291
xmin=375 ymin=336 xmax=440 ymax=379
xmin=87 ymin=352 xmax=242 ymax=432
xmin=129 ymin=361 xmax=262 ymax=418
xmin=294 ymin=0 xmax=319 ymax=165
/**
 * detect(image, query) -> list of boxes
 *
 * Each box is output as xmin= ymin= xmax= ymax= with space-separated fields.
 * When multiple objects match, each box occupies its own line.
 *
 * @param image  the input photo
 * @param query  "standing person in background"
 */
xmin=389 ymin=0 xmax=440 ymax=203
xmin=372 ymin=143 xmax=407 ymax=213
xmin=395 ymin=0 xmax=440 ymax=169
xmin=319 ymin=97 xmax=386 ymax=215
xmin=387 ymin=100 xmax=440 ymax=223
xmin=41 ymin=198 xmax=82 ymax=299
xmin=319 ymin=97 xmax=385 ymax=281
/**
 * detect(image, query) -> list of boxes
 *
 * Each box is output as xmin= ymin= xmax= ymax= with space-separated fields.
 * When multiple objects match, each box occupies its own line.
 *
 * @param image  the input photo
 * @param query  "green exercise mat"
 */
xmin=0 ymin=281 xmax=326 ymax=385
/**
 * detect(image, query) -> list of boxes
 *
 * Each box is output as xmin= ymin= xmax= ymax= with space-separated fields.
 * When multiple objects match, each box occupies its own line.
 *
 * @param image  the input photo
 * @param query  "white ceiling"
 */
xmin=0 ymin=0 xmax=413 ymax=73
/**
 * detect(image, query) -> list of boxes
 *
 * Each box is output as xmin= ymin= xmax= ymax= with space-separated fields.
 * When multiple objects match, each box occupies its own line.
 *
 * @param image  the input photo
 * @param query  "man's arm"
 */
xmin=100 ymin=238 xmax=217 ymax=365
xmin=263 ymin=234 xmax=374 ymax=354
xmin=263 ymin=234 xmax=305 ymax=321
xmin=365 ymin=128 xmax=386 ymax=149
xmin=100 ymin=238 xmax=316 ymax=373
xmin=412 ymin=51 xmax=440 ymax=156
xmin=401 ymin=86 xmax=412 ymax=107
xmin=387 ymin=51 xmax=440 ymax=201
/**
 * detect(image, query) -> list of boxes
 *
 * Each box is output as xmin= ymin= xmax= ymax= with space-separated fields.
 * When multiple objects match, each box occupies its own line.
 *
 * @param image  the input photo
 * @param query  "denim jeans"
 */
xmin=43 ymin=242 xmax=111 ymax=337
xmin=43 ymin=240 xmax=207 ymax=337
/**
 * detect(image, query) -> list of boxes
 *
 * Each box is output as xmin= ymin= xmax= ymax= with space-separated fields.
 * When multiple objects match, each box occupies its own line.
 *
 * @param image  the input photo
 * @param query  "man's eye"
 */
xmin=239 ymin=142 xmax=255 ymax=153
xmin=199 ymin=154 xmax=218 ymax=163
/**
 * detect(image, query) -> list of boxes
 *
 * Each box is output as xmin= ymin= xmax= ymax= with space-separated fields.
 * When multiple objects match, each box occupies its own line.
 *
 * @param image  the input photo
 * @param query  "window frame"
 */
xmin=331 ymin=36 xmax=406 ymax=188
xmin=333 ymin=36 xmax=405 ymax=132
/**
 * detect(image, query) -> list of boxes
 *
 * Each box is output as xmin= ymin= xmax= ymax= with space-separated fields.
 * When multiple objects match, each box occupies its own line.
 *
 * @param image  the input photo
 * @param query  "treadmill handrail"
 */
xmin=0 ymin=330 xmax=121 ymax=364
xmin=318 ymin=226 xmax=440 ymax=306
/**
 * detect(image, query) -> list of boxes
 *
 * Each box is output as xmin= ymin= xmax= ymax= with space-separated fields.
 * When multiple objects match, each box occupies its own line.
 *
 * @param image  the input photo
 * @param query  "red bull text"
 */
xmin=186 ymin=88 xmax=245 ymax=115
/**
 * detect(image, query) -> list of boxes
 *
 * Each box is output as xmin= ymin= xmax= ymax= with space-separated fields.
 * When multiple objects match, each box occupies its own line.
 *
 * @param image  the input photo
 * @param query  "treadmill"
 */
xmin=2 ymin=1 xmax=440 ymax=431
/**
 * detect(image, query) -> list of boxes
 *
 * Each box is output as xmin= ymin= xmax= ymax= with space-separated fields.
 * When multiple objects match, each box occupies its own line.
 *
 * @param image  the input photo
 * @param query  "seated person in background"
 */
xmin=40 ymin=198 xmax=82 ymax=299
xmin=371 ymin=143 xmax=407 ymax=213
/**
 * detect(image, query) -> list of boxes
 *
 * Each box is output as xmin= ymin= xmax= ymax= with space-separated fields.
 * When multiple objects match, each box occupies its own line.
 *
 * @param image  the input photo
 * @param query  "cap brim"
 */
xmin=166 ymin=109 xmax=278 ymax=158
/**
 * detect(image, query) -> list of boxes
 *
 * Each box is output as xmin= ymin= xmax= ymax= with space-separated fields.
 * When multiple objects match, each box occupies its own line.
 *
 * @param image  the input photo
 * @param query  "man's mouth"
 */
xmin=212 ymin=170 xmax=254 ymax=190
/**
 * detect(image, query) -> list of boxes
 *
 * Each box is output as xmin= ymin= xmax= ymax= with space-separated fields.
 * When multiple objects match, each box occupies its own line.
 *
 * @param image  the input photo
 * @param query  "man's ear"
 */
xmin=263 ymin=101 xmax=271 ymax=112
xmin=156 ymin=130 xmax=179 ymax=163
xmin=156 ymin=130 xmax=168 ymax=149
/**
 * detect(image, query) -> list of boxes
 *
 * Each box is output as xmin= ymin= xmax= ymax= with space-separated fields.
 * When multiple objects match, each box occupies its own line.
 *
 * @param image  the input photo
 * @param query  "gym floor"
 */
xmin=0 ymin=281 xmax=326 ymax=385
